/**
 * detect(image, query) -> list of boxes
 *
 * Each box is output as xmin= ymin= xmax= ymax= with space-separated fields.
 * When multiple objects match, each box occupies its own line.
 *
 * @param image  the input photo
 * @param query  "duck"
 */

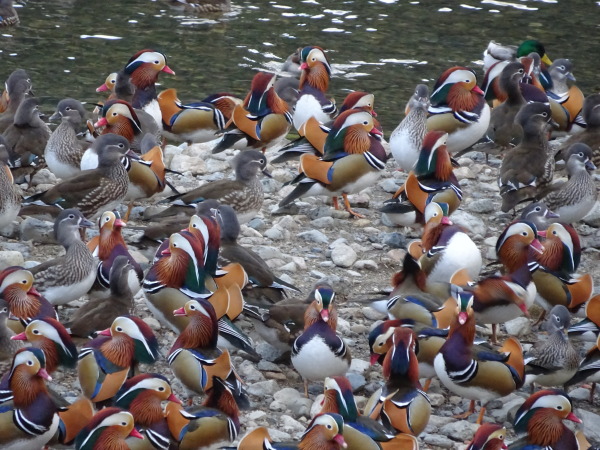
xmin=568 ymin=294 xmax=600 ymax=342
xmin=96 ymin=72 xmax=118 ymax=97
xmin=518 ymin=201 xmax=559 ymax=231
xmin=11 ymin=317 xmax=78 ymax=374
xmin=0 ymin=70 xmax=32 ymax=133
xmin=537 ymin=143 xmax=597 ymax=223
xmin=74 ymin=407 xmax=144 ymax=450
xmin=546 ymin=58 xmax=585 ymax=132
xmin=509 ymin=389 xmax=582 ymax=449
xmin=292 ymin=285 xmax=351 ymax=397
xmin=381 ymin=131 xmax=462 ymax=227
xmin=45 ymin=98 xmax=89 ymax=179
xmin=466 ymin=423 xmax=508 ymax=450
xmin=154 ymin=149 xmax=269 ymax=223
xmin=559 ymin=93 xmax=600 ymax=166
xmin=23 ymin=134 xmax=132 ymax=220
xmin=0 ymin=0 xmax=18 ymax=27
xmin=2 ymin=96 xmax=50 ymax=167
xmin=114 ymin=373 xmax=181 ymax=449
xmin=499 ymin=102 xmax=557 ymax=212
xmin=366 ymin=327 xmax=431 ymax=436
xmin=524 ymin=304 xmax=580 ymax=388
xmin=565 ymin=331 xmax=600 ymax=404
xmin=0 ymin=138 xmax=20 ymax=231
xmin=234 ymin=413 xmax=347 ymax=450
xmin=212 ymin=71 xmax=292 ymax=154
xmin=26 ymin=209 xmax=96 ymax=306
xmin=389 ymin=84 xmax=429 ymax=172
xmin=496 ymin=220 xmax=545 ymax=274
xmin=292 ymin=45 xmax=337 ymax=131
xmin=427 ymin=66 xmax=490 ymax=154
xmin=434 ymin=291 xmax=525 ymax=424
xmin=0 ymin=299 xmax=23 ymax=361
xmin=78 ymin=315 xmax=159 ymax=403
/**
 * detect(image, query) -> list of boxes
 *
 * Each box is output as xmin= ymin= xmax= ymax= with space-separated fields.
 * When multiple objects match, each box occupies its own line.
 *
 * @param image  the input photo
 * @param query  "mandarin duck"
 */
xmin=568 ymin=294 xmax=600 ymax=342
xmin=292 ymin=45 xmax=337 ymax=131
xmin=537 ymin=143 xmax=597 ymax=223
xmin=165 ymin=375 xmax=243 ymax=449
xmin=0 ymin=299 xmax=23 ymax=361
xmin=381 ymin=131 xmax=462 ymax=227
xmin=27 ymin=209 xmax=96 ymax=306
xmin=320 ymin=376 xmax=393 ymax=449
xmin=390 ymin=83 xmax=429 ymax=172
xmin=427 ymin=66 xmax=490 ymax=154
xmin=0 ymin=139 xmax=20 ymax=231
xmin=75 ymin=407 xmax=144 ymax=450
xmin=114 ymin=373 xmax=181 ymax=449
xmin=524 ymin=304 xmax=579 ymax=388
xmin=518 ymin=201 xmax=559 ymax=231
xmin=292 ymin=285 xmax=351 ymax=397
xmin=434 ymin=291 xmax=525 ymax=424
xmin=366 ymin=327 xmax=431 ymax=436
xmin=509 ymin=389 xmax=582 ymax=449
xmin=96 ymin=72 xmax=118 ymax=98
xmin=0 ymin=0 xmax=18 ymax=27
xmin=67 ymin=255 xmax=136 ymax=338
xmin=566 ymin=331 xmax=600 ymax=404
xmin=234 ymin=413 xmax=347 ymax=450
xmin=154 ymin=149 xmax=268 ymax=223
xmin=533 ymin=222 xmax=593 ymax=315
xmin=11 ymin=317 xmax=77 ymax=373
xmin=546 ymin=58 xmax=585 ymax=132
xmin=212 ymin=71 xmax=292 ymax=153
xmin=0 ymin=69 xmax=32 ymax=133
xmin=44 ymin=98 xmax=89 ymax=179
xmin=499 ymin=102 xmax=557 ymax=212
xmin=559 ymin=93 xmax=600 ymax=166
xmin=23 ymin=134 xmax=132 ymax=220
xmin=466 ymin=423 xmax=508 ymax=450
xmin=78 ymin=315 xmax=159 ymax=403
xmin=496 ymin=220 xmax=545 ymax=274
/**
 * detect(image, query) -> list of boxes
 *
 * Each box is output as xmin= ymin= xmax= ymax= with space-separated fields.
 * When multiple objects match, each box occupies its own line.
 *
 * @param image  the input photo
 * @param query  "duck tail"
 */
xmin=500 ymin=336 xmax=525 ymax=388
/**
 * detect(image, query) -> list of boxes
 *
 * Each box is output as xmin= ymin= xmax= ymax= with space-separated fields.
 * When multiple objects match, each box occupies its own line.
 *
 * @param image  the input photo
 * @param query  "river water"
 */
xmin=1 ymin=0 xmax=598 ymax=132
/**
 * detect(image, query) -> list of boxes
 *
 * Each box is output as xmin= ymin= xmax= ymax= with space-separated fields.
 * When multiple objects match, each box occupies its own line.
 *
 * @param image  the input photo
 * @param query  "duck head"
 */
xmin=75 ymin=408 xmax=143 ymax=450
xmin=430 ymin=67 xmax=483 ymax=109
xmin=325 ymin=109 xmax=383 ymax=155
xmin=172 ymin=299 xmax=219 ymax=349
xmin=413 ymin=131 xmax=452 ymax=179
xmin=496 ymin=221 xmax=543 ymax=273
xmin=98 ymin=315 xmax=159 ymax=365
xmin=382 ymin=327 xmax=420 ymax=385
xmin=322 ymin=376 xmax=359 ymax=420
xmin=299 ymin=46 xmax=331 ymax=92
xmin=537 ymin=223 xmax=580 ymax=274
xmin=301 ymin=413 xmax=347 ymax=449
xmin=124 ymin=49 xmax=175 ymax=87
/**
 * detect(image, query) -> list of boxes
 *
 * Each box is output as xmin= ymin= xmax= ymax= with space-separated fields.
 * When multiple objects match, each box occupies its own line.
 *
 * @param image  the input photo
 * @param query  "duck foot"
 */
xmin=491 ymin=324 xmax=499 ymax=346
xmin=422 ymin=378 xmax=432 ymax=392
xmin=342 ymin=194 xmax=365 ymax=219
xmin=452 ymin=400 xmax=476 ymax=420
xmin=476 ymin=406 xmax=487 ymax=425
xmin=303 ymin=379 xmax=309 ymax=398
xmin=332 ymin=196 xmax=340 ymax=210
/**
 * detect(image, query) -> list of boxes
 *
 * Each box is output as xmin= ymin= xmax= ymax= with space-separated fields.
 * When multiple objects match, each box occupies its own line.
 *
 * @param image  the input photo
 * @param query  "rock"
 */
xmin=247 ymin=217 xmax=266 ymax=230
xmin=422 ymin=433 xmax=455 ymax=448
xmin=298 ymin=230 xmax=329 ymax=244
xmin=169 ymin=154 xmax=207 ymax=175
xmin=280 ymin=262 xmax=297 ymax=272
xmin=428 ymin=393 xmax=445 ymax=407
xmin=311 ymin=216 xmax=335 ymax=228
xmin=280 ymin=414 xmax=306 ymax=434
xmin=307 ymin=206 xmax=333 ymax=220
xmin=381 ymin=232 xmax=407 ymax=248
xmin=330 ymin=244 xmax=357 ymax=268
xmin=141 ymin=317 xmax=161 ymax=332
xmin=20 ymin=217 xmax=56 ymax=244
xmin=379 ymin=178 xmax=400 ymax=193
xmin=450 ymin=210 xmax=486 ymax=236
xmin=264 ymin=226 xmax=285 ymax=240
xmin=568 ymin=387 xmax=591 ymax=401
xmin=504 ymin=317 xmax=531 ymax=337
xmin=205 ymin=158 xmax=229 ymax=173
xmin=0 ymin=251 xmax=24 ymax=270
xmin=439 ymin=420 xmax=479 ymax=441
xmin=254 ymin=246 xmax=281 ymax=260
xmin=362 ymin=307 xmax=386 ymax=321
xmin=238 ymin=361 xmax=266 ymax=383
xmin=467 ymin=199 xmax=497 ymax=214
xmin=273 ymin=388 xmax=312 ymax=416
xmin=261 ymin=177 xmax=283 ymax=194
xmin=346 ymin=372 xmax=367 ymax=391
xmin=353 ymin=259 xmax=378 ymax=270
xmin=31 ymin=168 xmax=58 ymax=185
xmin=583 ymin=200 xmax=600 ymax=227
xmin=246 ymin=380 xmax=279 ymax=397
xmin=576 ymin=409 xmax=600 ymax=442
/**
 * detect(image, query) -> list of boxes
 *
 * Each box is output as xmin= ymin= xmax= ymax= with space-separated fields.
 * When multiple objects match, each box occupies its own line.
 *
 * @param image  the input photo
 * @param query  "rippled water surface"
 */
xmin=2 ymin=0 xmax=599 ymax=132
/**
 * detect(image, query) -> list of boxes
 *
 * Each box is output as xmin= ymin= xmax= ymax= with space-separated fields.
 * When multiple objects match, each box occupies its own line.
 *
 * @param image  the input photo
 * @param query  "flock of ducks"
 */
xmin=0 ymin=23 xmax=598 ymax=450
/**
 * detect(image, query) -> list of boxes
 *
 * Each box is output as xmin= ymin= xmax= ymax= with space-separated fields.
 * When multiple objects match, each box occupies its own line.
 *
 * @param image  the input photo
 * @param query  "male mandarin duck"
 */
xmin=559 ymin=93 xmax=600 ymax=166
xmin=158 ymin=88 xmax=242 ymax=145
xmin=212 ymin=71 xmax=292 ymax=154
xmin=320 ymin=376 xmax=393 ymax=449
xmin=74 ymin=407 xmax=144 ymax=450
xmin=96 ymin=72 xmax=118 ymax=97
xmin=568 ymin=294 xmax=600 ymax=342
xmin=518 ymin=201 xmax=559 ymax=232
xmin=78 ymin=315 xmax=159 ymax=403
xmin=23 ymin=134 xmax=132 ymax=220
xmin=381 ymin=131 xmax=462 ymax=227
xmin=509 ymin=389 xmax=582 ymax=449
xmin=292 ymin=45 xmax=337 ymax=131
xmin=114 ymin=373 xmax=181 ymax=449
xmin=496 ymin=220 xmax=545 ymax=274
xmin=546 ymin=58 xmax=585 ymax=132
xmin=566 ymin=331 xmax=600 ymax=404
xmin=11 ymin=317 xmax=78 ymax=374
xmin=234 ymin=413 xmax=348 ymax=450
xmin=426 ymin=66 xmax=490 ymax=154
xmin=499 ymin=102 xmax=557 ymax=212
xmin=524 ymin=304 xmax=580 ymax=388
xmin=0 ymin=140 xmax=21 ymax=231
xmin=390 ymin=83 xmax=429 ymax=172
xmin=366 ymin=327 xmax=431 ymax=437
xmin=27 ymin=209 xmax=97 ymax=306
xmin=466 ymin=423 xmax=508 ymax=450
xmin=45 ymin=98 xmax=89 ymax=179
xmin=292 ymin=285 xmax=351 ymax=397
xmin=434 ymin=291 xmax=525 ymax=424
xmin=538 ymin=143 xmax=597 ymax=224
xmin=165 ymin=375 xmax=243 ymax=449
xmin=280 ymin=110 xmax=387 ymax=218
xmin=533 ymin=222 xmax=593 ymax=314
xmin=0 ymin=69 xmax=32 ymax=134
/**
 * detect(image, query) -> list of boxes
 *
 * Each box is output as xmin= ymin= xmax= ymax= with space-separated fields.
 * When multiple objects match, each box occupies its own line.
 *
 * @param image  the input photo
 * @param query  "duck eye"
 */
xmin=190 ymin=305 xmax=196 ymax=310
xmin=118 ymin=143 xmax=125 ymax=148
xmin=559 ymin=65 xmax=565 ymax=71
xmin=578 ymin=152 xmax=584 ymax=157
xmin=158 ymin=386 xmax=165 ymax=391
xmin=116 ymin=327 xmax=123 ymax=332
xmin=499 ymin=435 xmax=504 ymax=439
xmin=542 ymin=112 xmax=548 ymax=117
xmin=556 ymin=405 xmax=563 ymax=410
xmin=521 ymin=231 xmax=527 ymax=236
xmin=121 ymin=421 xmax=127 ymax=426
xmin=154 ymin=60 xmax=160 ymax=65
xmin=21 ymin=279 xmax=27 ymax=284
xmin=326 ymin=424 xmax=333 ymax=429
xmin=68 ymin=214 xmax=75 ymax=219
xmin=33 ymin=329 xmax=40 ymax=334
xmin=27 ymin=360 xmax=33 ymax=366
xmin=112 ymin=112 xmax=117 ymax=116
xmin=535 ymin=207 xmax=541 ymax=211
xmin=553 ymin=230 xmax=557 ymax=235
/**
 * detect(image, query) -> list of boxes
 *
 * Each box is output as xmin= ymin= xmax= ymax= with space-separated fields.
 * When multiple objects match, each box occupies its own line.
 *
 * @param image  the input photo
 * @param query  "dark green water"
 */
xmin=2 ymin=0 xmax=599 ymax=133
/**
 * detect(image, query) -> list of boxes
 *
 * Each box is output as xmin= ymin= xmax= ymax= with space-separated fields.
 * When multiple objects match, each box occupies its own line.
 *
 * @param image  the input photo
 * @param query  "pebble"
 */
xmin=20 ymin=217 xmax=56 ymax=244
xmin=297 ymin=230 xmax=329 ymax=244
xmin=467 ymin=198 xmax=497 ymax=214
xmin=353 ymin=259 xmax=378 ymax=270
xmin=381 ymin=232 xmax=407 ymax=248
xmin=169 ymin=154 xmax=207 ymax=174
xmin=246 ymin=380 xmax=279 ymax=397
xmin=31 ymin=168 xmax=58 ymax=186
xmin=451 ymin=210 xmax=487 ymax=237
xmin=504 ymin=316 xmax=531 ymax=337
xmin=0 ymin=250 xmax=25 ymax=270
xmin=310 ymin=216 xmax=335 ymax=228
xmin=330 ymin=243 xmax=357 ymax=268
xmin=141 ymin=317 xmax=161 ymax=332
xmin=576 ymin=409 xmax=600 ymax=442
xmin=440 ymin=420 xmax=479 ymax=441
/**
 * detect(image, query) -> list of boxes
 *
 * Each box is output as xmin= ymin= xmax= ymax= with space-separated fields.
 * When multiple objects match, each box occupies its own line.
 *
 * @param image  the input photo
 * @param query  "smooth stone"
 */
xmin=246 ymin=380 xmax=279 ymax=397
xmin=422 ymin=433 xmax=455 ymax=448
xmin=0 ymin=251 xmax=25 ymax=271
xmin=238 ymin=361 xmax=266 ymax=383
xmin=279 ymin=262 xmax=297 ymax=272
xmin=141 ymin=317 xmax=161 ymax=332
xmin=582 ymin=200 xmax=600 ymax=228
xmin=169 ymin=154 xmax=207 ymax=175
xmin=254 ymin=246 xmax=281 ymax=260
xmin=346 ymin=372 xmax=366 ymax=391
xmin=298 ymin=230 xmax=329 ymax=244
xmin=379 ymin=178 xmax=400 ymax=193
xmin=280 ymin=415 xmax=306 ymax=434
xmin=247 ymin=217 xmax=266 ymax=230
xmin=31 ymin=168 xmax=58 ymax=185
xmin=439 ymin=420 xmax=479 ymax=442
xmin=20 ymin=217 xmax=56 ymax=244
xmin=353 ymin=259 xmax=378 ymax=270
xmin=261 ymin=177 xmax=283 ymax=194
xmin=331 ymin=244 xmax=357 ymax=268
xmin=450 ymin=210 xmax=486 ymax=236
xmin=311 ymin=216 xmax=335 ymax=228
xmin=575 ymin=409 xmax=600 ymax=442
xmin=264 ymin=226 xmax=285 ymax=240
xmin=381 ymin=232 xmax=407 ymax=248
xmin=349 ymin=358 xmax=370 ymax=375
xmin=467 ymin=198 xmax=497 ymax=214
xmin=504 ymin=317 xmax=531 ymax=337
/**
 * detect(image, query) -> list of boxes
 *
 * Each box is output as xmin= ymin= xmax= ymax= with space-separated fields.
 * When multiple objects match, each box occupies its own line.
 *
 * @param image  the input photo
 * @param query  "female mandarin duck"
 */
xmin=293 ymin=45 xmax=337 ymax=131
xmin=165 ymin=376 xmax=243 ymax=449
xmin=568 ymin=294 xmax=600 ymax=342
xmin=382 ymin=131 xmax=462 ymax=227
xmin=0 ymin=140 xmax=20 ymax=232
xmin=11 ymin=317 xmax=78 ymax=374
xmin=366 ymin=327 xmax=431 ymax=437
xmin=466 ymin=423 xmax=508 ymax=450
xmin=234 ymin=413 xmax=348 ymax=450
xmin=519 ymin=201 xmax=559 ymax=232
xmin=114 ymin=373 xmax=181 ymax=449
xmin=390 ymin=84 xmax=429 ymax=172
xmin=0 ymin=69 xmax=32 ymax=134
xmin=78 ymin=315 xmax=159 ymax=403
xmin=509 ymin=389 xmax=582 ymax=449
xmin=213 ymin=71 xmax=292 ymax=154
xmin=533 ymin=222 xmax=593 ymax=315
xmin=434 ymin=291 xmax=525 ymax=424
xmin=566 ymin=331 xmax=600 ymax=404
xmin=560 ymin=93 xmax=600 ymax=166
xmin=292 ymin=285 xmax=351 ymax=397
xmin=426 ymin=66 xmax=490 ymax=154
xmin=280 ymin=109 xmax=387 ymax=218
xmin=75 ymin=407 xmax=144 ymax=450
xmin=546 ymin=58 xmax=585 ymax=133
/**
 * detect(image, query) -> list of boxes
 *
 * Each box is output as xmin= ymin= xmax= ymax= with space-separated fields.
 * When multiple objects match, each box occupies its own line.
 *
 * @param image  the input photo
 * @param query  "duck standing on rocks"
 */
xmin=0 ymin=138 xmax=21 ymax=231
xmin=74 ymin=407 xmax=144 ymax=450
xmin=0 ymin=70 xmax=32 ymax=133
xmin=518 ymin=201 xmax=559 ymax=231
xmin=466 ymin=423 xmax=508 ymax=450
xmin=559 ymin=93 xmax=600 ymax=166
xmin=566 ymin=331 xmax=600 ymax=404
xmin=546 ymin=58 xmax=585 ymax=132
